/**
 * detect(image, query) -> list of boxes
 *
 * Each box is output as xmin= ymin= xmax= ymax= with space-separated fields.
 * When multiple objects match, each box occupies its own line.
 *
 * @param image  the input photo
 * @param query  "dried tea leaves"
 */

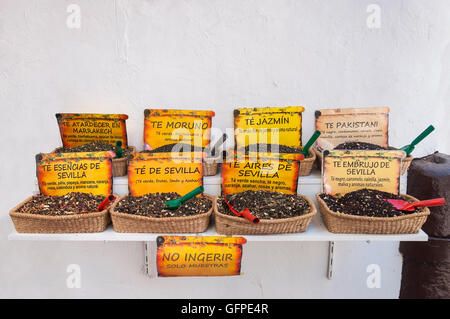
xmin=115 ymin=192 xmax=212 ymax=217
xmin=240 ymin=144 xmax=312 ymax=156
xmin=56 ymin=142 xmax=134 ymax=159
xmin=218 ymin=190 xmax=310 ymax=220
xmin=320 ymin=188 xmax=424 ymax=217
xmin=242 ymin=144 xmax=302 ymax=154
xmin=143 ymin=143 xmax=203 ymax=154
xmin=18 ymin=192 xmax=107 ymax=215
xmin=333 ymin=142 xmax=385 ymax=150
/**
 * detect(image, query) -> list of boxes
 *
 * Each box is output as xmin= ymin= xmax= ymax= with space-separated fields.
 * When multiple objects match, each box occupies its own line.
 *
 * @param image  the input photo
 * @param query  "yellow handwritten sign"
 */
xmin=322 ymin=150 xmax=404 ymax=196
xmin=156 ymin=236 xmax=247 ymax=277
xmin=56 ymin=113 xmax=129 ymax=148
xmin=143 ymin=109 xmax=215 ymax=150
xmin=221 ymin=155 xmax=299 ymax=195
xmin=234 ymin=106 xmax=305 ymax=149
xmin=128 ymin=153 xmax=203 ymax=196
xmin=36 ymin=152 xmax=113 ymax=196
xmin=315 ymin=107 xmax=389 ymax=151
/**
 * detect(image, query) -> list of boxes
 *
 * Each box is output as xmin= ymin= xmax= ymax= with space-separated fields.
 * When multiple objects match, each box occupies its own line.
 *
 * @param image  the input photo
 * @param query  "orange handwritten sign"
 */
xmin=143 ymin=109 xmax=215 ymax=150
xmin=156 ymin=236 xmax=247 ymax=277
xmin=322 ymin=150 xmax=404 ymax=196
xmin=56 ymin=113 xmax=129 ymax=148
xmin=128 ymin=153 xmax=203 ymax=196
xmin=36 ymin=152 xmax=113 ymax=196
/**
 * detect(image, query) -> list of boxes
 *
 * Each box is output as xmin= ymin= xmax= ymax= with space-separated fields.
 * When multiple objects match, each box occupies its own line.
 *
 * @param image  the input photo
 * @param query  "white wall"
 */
xmin=1 ymin=0 xmax=449 ymax=298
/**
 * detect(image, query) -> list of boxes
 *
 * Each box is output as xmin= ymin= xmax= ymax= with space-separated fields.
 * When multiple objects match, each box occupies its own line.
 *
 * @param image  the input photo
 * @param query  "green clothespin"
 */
xmin=399 ymin=125 xmax=435 ymax=156
xmin=164 ymin=186 xmax=204 ymax=210
xmin=115 ymin=141 xmax=124 ymax=158
xmin=301 ymin=130 xmax=321 ymax=157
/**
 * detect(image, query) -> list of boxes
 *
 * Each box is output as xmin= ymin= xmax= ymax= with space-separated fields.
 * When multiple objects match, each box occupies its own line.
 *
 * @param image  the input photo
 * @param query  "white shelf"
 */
xmin=8 ymin=214 xmax=428 ymax=242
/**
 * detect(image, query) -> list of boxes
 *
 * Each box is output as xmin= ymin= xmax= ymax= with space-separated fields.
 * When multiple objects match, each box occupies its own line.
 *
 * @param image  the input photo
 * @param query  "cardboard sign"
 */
xmin=234 ymin=106 xmax=305 ymax=149
xmin=322 ymin=150 xmax=404 ymax=196
xmin=36 ymin=152 xmax=114 ymax=196
xmin=56 ymin=113 xmax=129 ymax=148
xmin=315 ymin=107 xmax=389 ymax=151
xmin=143 ymin=109 xmax=215 ymax=150
xmin=221 ymin=155 xmax=299 ymax=195
xmin=128 ymin=152 xmax=203 ymax=196
xmin=156 ymin=236 xmax=247 ymax=277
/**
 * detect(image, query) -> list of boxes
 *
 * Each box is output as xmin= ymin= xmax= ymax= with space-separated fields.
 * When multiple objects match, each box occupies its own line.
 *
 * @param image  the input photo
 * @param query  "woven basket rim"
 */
xmin=113 ymin=156 xmax=128 ymax=163
xmin=402 ymin=156 xmax=413 ymax=162
xmin=203 ymin=157 xmax=219 ymax=164
xmin=214 ymin=194 xmax=317 ymax=225
xmin=110 ymin=194 xmax=214 ymax=221
xmin=315 ymin=193 xmax=430 ymax=222
xmin=9 ymin=194 xmax=119 ymax=220
xmin=301 ymin=148 xmax=316 ymax=162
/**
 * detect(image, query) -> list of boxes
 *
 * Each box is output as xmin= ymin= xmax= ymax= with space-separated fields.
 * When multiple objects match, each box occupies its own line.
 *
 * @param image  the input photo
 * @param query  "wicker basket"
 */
xmin=400 ymin=155 xmax=413 ymax=175
xmin=214 ymin=195 xmax=317 ymax=235
xmin=313 ymin=146 xmax=413 ymax=175
xmin=299 ymin=148 xmax=316 ymax=176
xmin=203 ymin=158 xmax=219 ymax=176
xmin=112 ymin=146 xmax=136 ymax=177
xmin=9 ymin=195 xmax=119 ymax=233
xmin=53 ymin=146 xmax=136 ymax=177
xmin=315 ymin=193 xmax=430 ymax=234
xmin=110 ymin=194 xmax=214 ymax=233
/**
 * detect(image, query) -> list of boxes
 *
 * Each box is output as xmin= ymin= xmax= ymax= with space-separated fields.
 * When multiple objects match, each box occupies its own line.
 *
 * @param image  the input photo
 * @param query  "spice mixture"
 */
xmin=143 ymin=143 xmax=203 ymax=153
xmin=333 ymin=142 xmax=385 ymax=150
xmin=319 ymin=188 xmax=424 ymax=217
xmin=18 ymin=192 xmax=107 ymax=215
xmin=115 ymin=192 xmax=212 ymax=217
xmin=217 ymin=190 xmax=310 ymax=220
xmin=56 ymin=142 xmax=134 ymax=159
xmin=239 ymin=144 xmax=311 ymax=157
